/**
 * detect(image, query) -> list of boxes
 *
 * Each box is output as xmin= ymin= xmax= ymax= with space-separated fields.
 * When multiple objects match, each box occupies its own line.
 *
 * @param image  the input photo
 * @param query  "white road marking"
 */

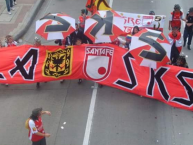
xmin=82 ymin=83 xmax=98 ymax=145
xmin=63 ymin=122 xmax=66 ymax=125
xmin=61 ymin=126 xmax=64 ymax=129
xmin=109 ymin=0 xmax=114 ymax=7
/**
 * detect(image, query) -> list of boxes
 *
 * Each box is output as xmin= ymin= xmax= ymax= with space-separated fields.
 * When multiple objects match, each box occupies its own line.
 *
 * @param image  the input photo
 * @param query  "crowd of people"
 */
xmin=0 ymin=4 xmax=193 ymax=88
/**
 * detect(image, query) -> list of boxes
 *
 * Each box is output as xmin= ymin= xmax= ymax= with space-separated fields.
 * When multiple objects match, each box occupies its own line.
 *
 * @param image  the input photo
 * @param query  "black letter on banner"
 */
xmin=139 ymin=31 xmax=166 ymax=62
xmin=90 ymin=11 xmax=113 ymax=37
xmin=114 ymin=53 xmax=137 ymax=90
xmin=41 ymin=15 xmax=71 ymax=32
xmin=0 ymin=73 xmax=6 ymax=80
xmin=147 ymin=67 xmax=170 ymax=101
xmin=9 ymin=48 xmax=38 ymax=81
xmin=172 ymin=71 xmax=193 ymax=107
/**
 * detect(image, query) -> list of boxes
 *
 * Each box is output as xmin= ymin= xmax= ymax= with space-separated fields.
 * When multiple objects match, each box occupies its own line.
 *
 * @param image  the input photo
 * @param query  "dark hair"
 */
xmin=132 ymin=26 xmax=140 ymax=35
xmin=172 ymin=26 xmax=179 ymax=30
xmin=177 ymin=55 xmax=186 ymax=64
xmin=75 ymin=23 xmax=78 ymax=26
xmin=76 ymin=38 xmax=82 ymax=42
xmin=81 ymin=9 xmax=88 ymax=15
xmin=30 ymin=108 xmax=42 ymax=121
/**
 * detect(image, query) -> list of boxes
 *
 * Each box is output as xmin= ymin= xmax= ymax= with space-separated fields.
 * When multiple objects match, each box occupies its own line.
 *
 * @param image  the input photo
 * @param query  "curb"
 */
xmin=13 ymin=0 xmax=45 ymax=40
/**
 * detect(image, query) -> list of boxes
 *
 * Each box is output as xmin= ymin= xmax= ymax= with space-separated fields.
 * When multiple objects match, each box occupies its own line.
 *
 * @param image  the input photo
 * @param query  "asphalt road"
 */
xmin=0 ymin=0 xmax=193 ymax=145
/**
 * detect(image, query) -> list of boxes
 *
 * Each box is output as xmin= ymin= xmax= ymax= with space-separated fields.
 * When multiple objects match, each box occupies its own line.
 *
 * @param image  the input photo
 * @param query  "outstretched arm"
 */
xmin=41 ymin=111 xmax=51 ymax=116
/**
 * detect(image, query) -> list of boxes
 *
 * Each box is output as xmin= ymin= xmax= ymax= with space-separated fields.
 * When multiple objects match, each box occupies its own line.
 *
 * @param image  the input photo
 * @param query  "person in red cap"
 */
xmin=28 ymin=108 xmax=51 ymax=145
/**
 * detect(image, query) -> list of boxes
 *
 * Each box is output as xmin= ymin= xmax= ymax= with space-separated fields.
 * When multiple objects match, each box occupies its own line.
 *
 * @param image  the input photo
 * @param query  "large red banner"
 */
xmin=0 ymin=44 xmax=193 ymax=111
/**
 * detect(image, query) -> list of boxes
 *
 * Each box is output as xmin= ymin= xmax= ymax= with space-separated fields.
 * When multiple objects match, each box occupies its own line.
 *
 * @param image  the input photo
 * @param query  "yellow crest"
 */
xmin=42 ymin=47 xmax=73 ymax=78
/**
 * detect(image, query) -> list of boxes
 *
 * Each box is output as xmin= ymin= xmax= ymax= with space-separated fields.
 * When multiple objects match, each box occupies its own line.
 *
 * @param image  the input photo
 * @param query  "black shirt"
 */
xmin=185 ymin=13 xmax=193 ymax=31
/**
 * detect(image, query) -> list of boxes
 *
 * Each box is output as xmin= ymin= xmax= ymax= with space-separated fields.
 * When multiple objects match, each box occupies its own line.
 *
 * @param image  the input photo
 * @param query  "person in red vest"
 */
xmin=28 ymin=108 xmax=51 ymax=145
xmin=168 ymin=27 xmax=182 ymax=64
xmin=78 ymin=9 xmax=89 ymax=32
xmin=78 ymin=9 xmax=93 ymax=44
xmin=169 ymin=4 xmax=186 ymax=31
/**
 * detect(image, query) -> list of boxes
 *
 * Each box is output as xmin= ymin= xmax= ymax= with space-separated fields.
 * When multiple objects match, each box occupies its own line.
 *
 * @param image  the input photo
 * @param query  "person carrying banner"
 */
xmin=4 ymin=35 xmax=17 ymax=47
xmin=27 ymin=108 xmax=51 ymax=145
xmin=169 ymin=4 xmax=186 ymax=31
xmin=125 ymin=35 xmax=132 ymax=50
xmin=132 ymin=26 xmax=140 ymax=35
xmin=173 ymin=55 xmax=189 ymax=68
xmin=183 ymin=7 xmax=193 ymax=50
xmin=168 ymin=27 xmax=182 ymax=64
xmin=70 ymin=23 xmax=83 ymax=45
xmin=78 ymin=9 xmax=93 ymax=44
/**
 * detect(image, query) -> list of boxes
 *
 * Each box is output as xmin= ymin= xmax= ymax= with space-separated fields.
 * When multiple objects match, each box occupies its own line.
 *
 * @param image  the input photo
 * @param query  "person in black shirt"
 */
xmin=183 ymin=7 xmax=193 ymax=50
xmin=70 ymin=23 xmax=83 ymax=45
xmin=173 ymin=55 xmax=188 ymax=68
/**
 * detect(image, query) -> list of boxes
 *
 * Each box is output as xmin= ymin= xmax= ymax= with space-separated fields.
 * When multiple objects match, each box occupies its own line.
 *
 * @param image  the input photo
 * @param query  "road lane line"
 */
xmin=82 ymin=83 xmax=98 ymax=145
xmin=109 ymin=0 xmax=114 ymax=7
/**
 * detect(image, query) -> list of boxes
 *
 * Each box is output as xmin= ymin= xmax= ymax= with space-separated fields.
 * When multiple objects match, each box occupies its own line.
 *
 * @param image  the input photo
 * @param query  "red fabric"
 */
xmin=28 ymin=117 xmax=45 ymax=142
xmin=170 ymin=11 xmax=183 ymax=28
xmin=0 ymin=44 xmax=193 ymax=111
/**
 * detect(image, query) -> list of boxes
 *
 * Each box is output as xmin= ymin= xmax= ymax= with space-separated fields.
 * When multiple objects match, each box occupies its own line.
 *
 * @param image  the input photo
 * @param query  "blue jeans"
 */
xmin=5 ymin=0 xmax=13 ymax=12
xmin=183 ymin=28 xmax=193 ymax=46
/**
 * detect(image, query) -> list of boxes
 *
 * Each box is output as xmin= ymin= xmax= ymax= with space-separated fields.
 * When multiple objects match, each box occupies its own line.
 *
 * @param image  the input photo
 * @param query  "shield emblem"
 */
xmin=83 ymin=46 xmax=114 ymax=81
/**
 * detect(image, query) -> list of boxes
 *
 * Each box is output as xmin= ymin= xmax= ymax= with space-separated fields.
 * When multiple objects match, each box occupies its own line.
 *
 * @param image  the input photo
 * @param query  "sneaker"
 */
xmin=8 ymin=11 xmax=11 ymax=15
xmin=78 ymin=79 xmax=82 ymax=84
xmin=60 ymin=80 xmax=65 ymax=84
xmin=36 ymin=82 xmax=40 ymax=88
xmin=187 ymin=45 xmax=191 ymax=50
xmin=14 ymin=2 xmax=17 ymax=5
xmin=11 ymin=7 xmax=14 ymax=11
xmin=99 ymin=84 xmax=103 ymax=88
xmin=183 ymin=42 xmax=186 ymax=47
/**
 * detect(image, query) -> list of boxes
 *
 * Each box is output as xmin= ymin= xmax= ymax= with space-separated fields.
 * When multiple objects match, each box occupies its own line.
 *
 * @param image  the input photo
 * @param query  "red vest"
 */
xmin=171 ymin=11 xmax=182 ymax=28
xmin=168 ymin=31 xmax=182 ymax=52
xmin=28 ymin=117 xmax=45 ymax=142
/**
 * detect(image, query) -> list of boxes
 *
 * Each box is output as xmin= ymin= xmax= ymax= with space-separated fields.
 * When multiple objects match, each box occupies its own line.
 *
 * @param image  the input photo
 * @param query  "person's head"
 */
xmin=172 ymin=27 xmax=179 ymax=36
xmin=132 ymin=26 xmax=140 ymax=35
xmin=75 ymin=23 xmax=79 ymax=30
xmin=176 ymin=55 xmax=186 ymax=66
xmin=189 ymin=7 xmax=193 ymax=16
xmin=174 ymin=4 xmax=181 ymax=12
xmin=81 ymin=9 xmax=88 ymax=16
xmin=30 ymin=108 xmax=43 ymax=121
xmin=126 ymin=35 xmax=132 ymax=43
xmin=5 ymin=35 xmax=14 ymax=43
xmin=34 ymin=37 xmax=41 ymax=47
xmin=75 ymin=38 xmax=82 ymax=45
xmin=149 ymin=11 xmax=155 ymax=15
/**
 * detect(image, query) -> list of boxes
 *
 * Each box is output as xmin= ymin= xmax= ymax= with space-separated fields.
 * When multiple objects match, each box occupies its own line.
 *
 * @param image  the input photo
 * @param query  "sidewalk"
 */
xmin=0 ymin=0 xmax=38 ymax=41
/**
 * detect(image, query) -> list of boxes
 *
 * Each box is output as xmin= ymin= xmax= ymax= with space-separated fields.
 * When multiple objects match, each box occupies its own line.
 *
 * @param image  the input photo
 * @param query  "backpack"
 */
xmin=25 ymin=118 xmax=30 ymax=130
